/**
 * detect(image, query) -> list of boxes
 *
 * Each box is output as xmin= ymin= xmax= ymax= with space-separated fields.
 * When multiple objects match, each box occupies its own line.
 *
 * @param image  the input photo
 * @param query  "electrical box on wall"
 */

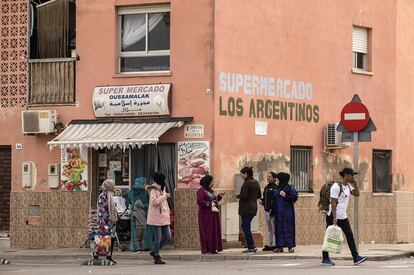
xmin=48 ymin=163 xmax=60 ymax=189
xmin=22 ymin=162 xmax=33 ymax=188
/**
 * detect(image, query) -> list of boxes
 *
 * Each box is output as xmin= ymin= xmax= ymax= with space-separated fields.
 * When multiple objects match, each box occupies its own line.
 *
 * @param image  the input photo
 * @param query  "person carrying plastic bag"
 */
xmin=322 ymin=225 xmax=344 ymax=254
xmin=320 ymin=168 xmax=367 ymax=266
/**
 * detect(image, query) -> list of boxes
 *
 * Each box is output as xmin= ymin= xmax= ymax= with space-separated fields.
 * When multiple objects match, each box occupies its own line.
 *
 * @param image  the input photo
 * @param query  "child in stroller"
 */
xmin=113 ymin=189 xmax=131 ymax=251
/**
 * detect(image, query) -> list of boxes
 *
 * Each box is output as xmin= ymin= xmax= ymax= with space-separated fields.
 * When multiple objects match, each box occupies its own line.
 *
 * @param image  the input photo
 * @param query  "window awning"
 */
xmin=48 ymin=119 xmax=189 ymax=149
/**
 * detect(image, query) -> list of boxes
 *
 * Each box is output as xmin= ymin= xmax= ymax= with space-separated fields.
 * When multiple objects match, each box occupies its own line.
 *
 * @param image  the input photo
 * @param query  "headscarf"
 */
xmin=200 ymin=175 xmax=214 ymax=194
xmin=276 ymin=172 xmax=290 ymax=189
xmin=153 ymin=172 xmax=166 ymax=192
xmin=102 ymin=179 xmax=115 ymax=192
xmin=102 ymin=179 xmax=117 ymax=223
xmin=134 ymin=177 xmax=146 ymax=188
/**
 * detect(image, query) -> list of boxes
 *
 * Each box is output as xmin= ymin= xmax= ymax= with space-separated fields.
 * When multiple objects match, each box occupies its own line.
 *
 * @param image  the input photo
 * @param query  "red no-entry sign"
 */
xmin=340 ymin=101 xmax=370 ymax=132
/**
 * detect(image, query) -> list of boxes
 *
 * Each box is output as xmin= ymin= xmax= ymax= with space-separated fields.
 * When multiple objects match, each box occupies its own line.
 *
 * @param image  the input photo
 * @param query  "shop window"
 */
xmin=290 ymin=147 xmax=313 ymax=192
xmin=98 ymin=148 xmax=130 ymax=188
xmin=118 ymin=5 xmax=170 ymax=73
xmin=352 ymin=26 xmax=370 ymax=72
xmin=373 ymin=150 xmax=392 ymax=193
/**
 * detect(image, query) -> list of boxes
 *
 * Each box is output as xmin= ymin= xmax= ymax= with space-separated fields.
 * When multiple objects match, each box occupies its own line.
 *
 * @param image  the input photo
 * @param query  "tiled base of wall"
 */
xmin=11 ymin=190 xmax=413 ymax=249
xmin=174 ymin=189 xmax=414 ymax=249
xmin=10 ymin=192 xmax=90 ymax=248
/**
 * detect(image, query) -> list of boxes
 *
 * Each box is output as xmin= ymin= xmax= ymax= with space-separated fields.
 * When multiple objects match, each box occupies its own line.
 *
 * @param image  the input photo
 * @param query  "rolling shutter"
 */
xmin=352 ymin=27 xmax=368 ymax=54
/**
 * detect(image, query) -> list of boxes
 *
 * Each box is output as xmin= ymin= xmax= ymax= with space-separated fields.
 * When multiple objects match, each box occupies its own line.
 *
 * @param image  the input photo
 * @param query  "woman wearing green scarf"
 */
xmin=128 ymin=177 xmax=153 ymax=252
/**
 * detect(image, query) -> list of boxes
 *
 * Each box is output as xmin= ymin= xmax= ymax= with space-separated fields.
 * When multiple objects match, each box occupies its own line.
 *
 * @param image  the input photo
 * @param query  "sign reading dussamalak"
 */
xmin=92 ymin=84 xmax=171 ymax=118
xmin=218 ymin=72 xmax=320 ymax=123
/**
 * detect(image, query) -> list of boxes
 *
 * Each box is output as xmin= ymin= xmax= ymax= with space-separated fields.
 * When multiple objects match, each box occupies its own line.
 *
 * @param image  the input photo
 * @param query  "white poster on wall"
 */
xmin=92 ymin=84 xmax=171 ymax=117
xmin=61 ymin=147 xmax=88 ymax=191
xmin=177 ymin=141 xmax=210 ymax=189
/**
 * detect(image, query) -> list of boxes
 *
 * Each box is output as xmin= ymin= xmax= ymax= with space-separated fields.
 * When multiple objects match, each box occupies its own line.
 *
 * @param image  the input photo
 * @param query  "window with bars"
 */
xmin=290 ymin=147 xmax=312 ymax=192
xmin=373 ymin=150 xmax=392 ymax=193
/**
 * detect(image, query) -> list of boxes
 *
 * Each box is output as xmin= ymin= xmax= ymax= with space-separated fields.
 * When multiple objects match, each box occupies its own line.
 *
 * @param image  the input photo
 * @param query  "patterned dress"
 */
xmin=98 ymin=191 xmax=116 ymax=237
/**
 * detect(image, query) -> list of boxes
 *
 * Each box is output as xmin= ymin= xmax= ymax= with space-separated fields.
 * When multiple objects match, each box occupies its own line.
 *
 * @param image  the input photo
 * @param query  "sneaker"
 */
xmin=288 ymin=248 xmax=295 ymax=253
xmin=354 ymin=256 xmax=367 ymax=265
xmin=242 ymin=248 xmax=258 ymax=253
xmin=273 ymin=248 xmax=283 ymax=253
xmin=262 ymin=245 xmax=273 ymax=251
xmin=322 ymin=258 xmax=335 ymax=266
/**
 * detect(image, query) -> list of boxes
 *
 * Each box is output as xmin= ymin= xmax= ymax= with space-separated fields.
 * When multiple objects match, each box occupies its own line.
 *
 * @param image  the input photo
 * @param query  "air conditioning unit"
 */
xmin=22 ymin=110 xmax=57 ymax=134
xmin=325 ymin=122 xmax=348 ymax=148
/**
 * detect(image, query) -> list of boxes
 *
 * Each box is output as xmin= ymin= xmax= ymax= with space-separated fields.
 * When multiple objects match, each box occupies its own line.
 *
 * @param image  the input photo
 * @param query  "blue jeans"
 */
xmin=241 ymin=214 xmax=255 ymax=249
xmin=152 ymin=225 xmax=171 ymax=257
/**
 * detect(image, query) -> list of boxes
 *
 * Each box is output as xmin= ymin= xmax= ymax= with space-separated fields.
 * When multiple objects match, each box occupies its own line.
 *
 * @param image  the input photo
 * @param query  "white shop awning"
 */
xmin=48 ymin=120 xmax=186 ymax=149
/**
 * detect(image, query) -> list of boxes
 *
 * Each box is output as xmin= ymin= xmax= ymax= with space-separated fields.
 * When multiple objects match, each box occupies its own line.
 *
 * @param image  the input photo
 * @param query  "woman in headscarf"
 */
xmin=273 ymin=172 xmax=298 ymax=253
xmin=128 ymin=177 xmax=152 ymax=252
xmin=96 ymin=179 xmax=118 ymax=264
xmin=197 ymin=175 xmax=224 ymax=254
xmin=146 ymin=172 xmax=171 ymax=265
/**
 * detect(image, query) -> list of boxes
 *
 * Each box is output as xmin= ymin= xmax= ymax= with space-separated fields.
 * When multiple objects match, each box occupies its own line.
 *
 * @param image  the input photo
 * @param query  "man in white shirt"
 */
xmin=322 ymin=168 xmax=367 ymax=266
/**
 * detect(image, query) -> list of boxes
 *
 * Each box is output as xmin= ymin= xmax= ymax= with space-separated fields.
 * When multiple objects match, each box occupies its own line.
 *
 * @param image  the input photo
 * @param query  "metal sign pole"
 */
xmin=353 ymin=131 xmax=359 ymax=251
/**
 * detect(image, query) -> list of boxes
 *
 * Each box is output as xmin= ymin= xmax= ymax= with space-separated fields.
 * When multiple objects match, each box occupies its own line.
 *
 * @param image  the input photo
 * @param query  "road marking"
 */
xmin=280 ymin=263 xmax=301 ymax=266
xmin=344 ymin=113 xmax=366 ymax=120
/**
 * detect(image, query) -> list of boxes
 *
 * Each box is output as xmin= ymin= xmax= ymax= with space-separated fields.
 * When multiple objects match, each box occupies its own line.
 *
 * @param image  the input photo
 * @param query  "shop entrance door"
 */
xmin=0 ymin=146 xmax=11 ymax=234
xmin=131 ymin=144 xmax=176 ymax=208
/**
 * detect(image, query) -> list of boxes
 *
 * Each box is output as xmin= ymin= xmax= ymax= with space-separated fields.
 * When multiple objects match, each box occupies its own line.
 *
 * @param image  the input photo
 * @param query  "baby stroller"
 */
xmin=113 ymin=193 xmax=131 ymax=251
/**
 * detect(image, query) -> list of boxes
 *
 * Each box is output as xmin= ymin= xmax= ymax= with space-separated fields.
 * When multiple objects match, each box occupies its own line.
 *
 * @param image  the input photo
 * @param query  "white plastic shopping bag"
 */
xmin=322 ymin=225 xmax=344 ymax=253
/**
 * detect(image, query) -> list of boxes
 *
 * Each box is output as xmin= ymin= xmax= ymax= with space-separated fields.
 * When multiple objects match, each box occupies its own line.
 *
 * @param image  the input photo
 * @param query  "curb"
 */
xmin=0 ymin=252 xmax=412 ymax=262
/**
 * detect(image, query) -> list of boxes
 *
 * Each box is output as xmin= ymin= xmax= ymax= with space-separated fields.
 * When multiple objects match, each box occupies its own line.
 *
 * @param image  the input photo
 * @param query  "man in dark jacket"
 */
xmin=236 ymin=167 xmax=262 ymax=253
xmin=260 ymin=172 xmax=278 ymax=251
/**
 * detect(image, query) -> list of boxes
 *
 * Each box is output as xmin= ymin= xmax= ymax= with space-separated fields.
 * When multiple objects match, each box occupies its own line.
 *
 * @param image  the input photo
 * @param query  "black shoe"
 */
xmin=211 ymin=251 xmax=218 ymax=254
xmin=242 ymin=248 xmax=258 ymax=253
xmin=262 ymin=245 xmax=273 ymax=251
xmin=154 ymin=256 xmax=166 ymax=265
xmin=106 ymin=256 xmax=117 ymax=265
xmin=273 ymin=248 xmax=283 ymax=253
xmin=150 ymin=251 xmax=155 ymax=258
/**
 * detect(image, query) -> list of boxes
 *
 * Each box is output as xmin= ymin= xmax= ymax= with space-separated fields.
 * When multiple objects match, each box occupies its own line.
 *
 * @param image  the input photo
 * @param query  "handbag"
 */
xmin=94 ymin=235 xmax=112 ymax=256
xmin=211 ymin=201 xmax=219 ymax=212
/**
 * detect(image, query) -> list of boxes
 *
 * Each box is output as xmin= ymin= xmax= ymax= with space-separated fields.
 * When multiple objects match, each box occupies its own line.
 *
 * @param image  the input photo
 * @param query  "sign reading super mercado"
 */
xmin=219 ymin=72 xmax=320 ymax=123
xmin=92 ymin=84 xmax=171 ymax=117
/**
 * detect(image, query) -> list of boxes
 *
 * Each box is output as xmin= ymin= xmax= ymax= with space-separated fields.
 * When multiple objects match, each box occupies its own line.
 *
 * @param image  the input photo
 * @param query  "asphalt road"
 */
xmin=1 ymin=258 xmax=414 ymax=275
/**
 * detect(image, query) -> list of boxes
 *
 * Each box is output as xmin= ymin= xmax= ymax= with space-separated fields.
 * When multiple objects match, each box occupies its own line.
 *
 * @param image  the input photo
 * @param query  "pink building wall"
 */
xmin=4 ymin=0 xmax=215 ymax=192
xmin=213 ymin=0 xmax=399 ymax=192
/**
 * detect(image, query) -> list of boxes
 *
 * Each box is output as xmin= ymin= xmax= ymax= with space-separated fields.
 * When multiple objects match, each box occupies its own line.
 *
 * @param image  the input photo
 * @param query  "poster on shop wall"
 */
xmin=60 ymin=147 xmax=88 ymax=191
xmin=177 ymin=141 xmax=210 ymax=188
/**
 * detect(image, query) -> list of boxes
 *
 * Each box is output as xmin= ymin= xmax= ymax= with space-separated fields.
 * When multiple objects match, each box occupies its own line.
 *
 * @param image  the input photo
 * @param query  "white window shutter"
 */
xmin=352 ymin=27 xmax=368 ymax=54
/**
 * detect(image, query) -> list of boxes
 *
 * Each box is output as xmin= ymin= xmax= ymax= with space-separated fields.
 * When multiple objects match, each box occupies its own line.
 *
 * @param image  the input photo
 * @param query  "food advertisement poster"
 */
xmin=61 ymin=147 xmax=88 ymax=191
xmin=177 ymin=141 xmax=210 ymax=188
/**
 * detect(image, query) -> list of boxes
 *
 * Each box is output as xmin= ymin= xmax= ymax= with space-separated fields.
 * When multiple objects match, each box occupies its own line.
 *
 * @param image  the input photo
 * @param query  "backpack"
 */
xmin=318 ymin=181 xmax=343 ymax=212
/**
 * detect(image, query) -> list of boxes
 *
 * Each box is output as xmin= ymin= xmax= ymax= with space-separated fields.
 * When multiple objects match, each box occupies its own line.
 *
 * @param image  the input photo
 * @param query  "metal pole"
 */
xmin=353 ymin=131 xmax=359 ymax=251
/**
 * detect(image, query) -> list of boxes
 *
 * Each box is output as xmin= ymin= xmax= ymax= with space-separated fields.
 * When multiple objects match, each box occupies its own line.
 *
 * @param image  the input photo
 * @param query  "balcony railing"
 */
xmin=29 ymin=58 xmax=76 ymax=105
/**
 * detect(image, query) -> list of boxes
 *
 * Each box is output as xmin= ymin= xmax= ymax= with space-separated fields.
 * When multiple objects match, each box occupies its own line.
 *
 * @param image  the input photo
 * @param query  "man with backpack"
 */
xmin=320 ymin=168 xmax=367 ymax=266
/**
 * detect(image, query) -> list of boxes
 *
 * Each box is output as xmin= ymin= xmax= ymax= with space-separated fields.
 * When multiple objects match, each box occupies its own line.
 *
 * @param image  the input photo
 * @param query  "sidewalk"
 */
xmin=1 ymin=244 xmax=413 ymax=262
